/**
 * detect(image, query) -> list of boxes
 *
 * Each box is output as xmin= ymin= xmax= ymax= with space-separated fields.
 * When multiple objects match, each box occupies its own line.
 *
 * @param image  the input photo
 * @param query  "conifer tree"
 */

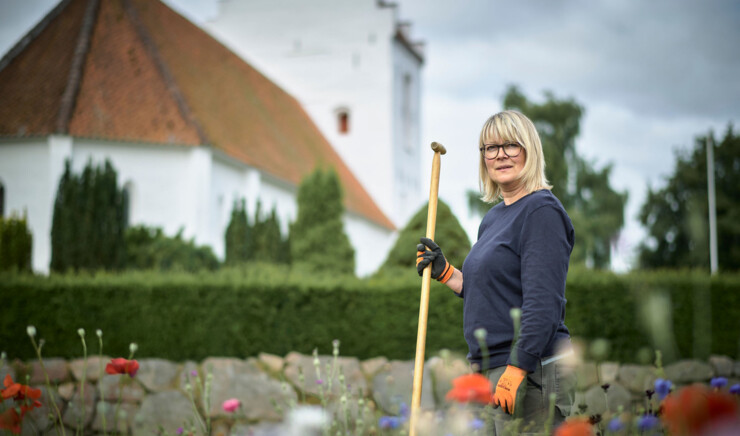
xmin=50 ymin=159 xmax=126 ymax=272
xmin=0 ymin=212 xmax=33 ymax=272
xmin=290 ymin=168 xmax=354 ymax=274
xmin=50 ymin=161 xmax=77 ymax=272
xmin=380 ymin=199 xmax=471 ymax=274
xmin=224 ymin=199 xmax=251 ymax=265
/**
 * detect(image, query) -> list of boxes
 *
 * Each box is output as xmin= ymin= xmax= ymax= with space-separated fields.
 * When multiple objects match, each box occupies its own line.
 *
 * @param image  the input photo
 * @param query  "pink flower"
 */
xmin=222 ymin=398 xmax=241 ymax=413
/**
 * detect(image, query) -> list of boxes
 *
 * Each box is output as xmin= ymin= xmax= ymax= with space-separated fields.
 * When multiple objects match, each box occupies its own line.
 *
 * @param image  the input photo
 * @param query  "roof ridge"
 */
xmin=56 ymin=0 xmax=99 ymax=134
xmin=121 ymin=0 xmax=210 ymax=145
xmin=0 ymin=0 xmax=73 ymax=74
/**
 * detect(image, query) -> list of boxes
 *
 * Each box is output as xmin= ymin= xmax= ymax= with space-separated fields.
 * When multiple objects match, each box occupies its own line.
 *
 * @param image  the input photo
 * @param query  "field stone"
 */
xmin=208 ymin=361 xmax=297 ymax=421
xmin=62 ymin=381 xmax=96 ymax=430
xmin=0 ymin=361 xmax=15 ymax=384
xmin=259 ymin=352 xmax=284 ymax=374
xmin=664 ymin=360 xmax=714 ymax=384
xmin=361 ymin=356 xmax=388 ymax=379
xmin=617 ymin=364 xmax=656 ymax=393
xmin=20 ymin=385 xmax=65 ymax=436
xmin=232 ymin=421 xmax=284 ymax=436
xmin=372 ymin=360 xmax=434 ymax=414
xmin=575 ymin=361 xmax=598 ymax=390
xmin=57 ymin=382 xmax=75 ymax=400
xmin=598 ymin=362 xmax=620 ymax=384
xmin=98 ymin=373 xmax=146 ymax=402
xmin=133 ymin=391 xmax=192 ymax=436
xmin=177 ymin=360 xmax=200 ymax=393
xmin=29 ymin=358 xmax=69 ymax=384
xmin=136 ymin=358 xmax=180 ymax=391
xmin=91 ymin=401 xmax=139 ymax=433
xmin=709 ymin=355 xmax=734 ymax=377
xmin=427 ymin=354 xmax=469 ymax=405
xmin=735 ymin=361 xmax=740 ymax=377
xmin=583 ymin=382 xmax=631 ymax=415
xmin=284 ymin=352 xmax=368 ymax=398
xmin=69 ymin=356 xmax=109 ymax=382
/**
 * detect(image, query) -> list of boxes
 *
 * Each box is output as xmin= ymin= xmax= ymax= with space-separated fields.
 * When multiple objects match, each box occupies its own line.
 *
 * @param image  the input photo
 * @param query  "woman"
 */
xmin=416 ymin=110 xmax=575 ymax=433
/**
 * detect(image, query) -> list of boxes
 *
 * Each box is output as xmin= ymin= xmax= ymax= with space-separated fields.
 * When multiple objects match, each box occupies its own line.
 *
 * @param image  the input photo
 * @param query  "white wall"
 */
xmin=1 ymin=137 xmax=393 ymax=275
xmin=0 ymin=138 xmax=53 ymax=272
xmin=205 ymin=0 xmax=423 ymax=228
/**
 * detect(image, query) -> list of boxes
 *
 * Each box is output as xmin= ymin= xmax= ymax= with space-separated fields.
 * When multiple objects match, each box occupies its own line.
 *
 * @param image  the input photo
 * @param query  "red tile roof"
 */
xmin=0 ymin=0 xmax=394 ymax=230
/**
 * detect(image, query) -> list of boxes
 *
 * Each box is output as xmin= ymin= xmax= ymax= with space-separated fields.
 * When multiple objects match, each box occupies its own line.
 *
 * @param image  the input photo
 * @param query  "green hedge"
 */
xmin=1 ymin=268 xmax=738 ymax=363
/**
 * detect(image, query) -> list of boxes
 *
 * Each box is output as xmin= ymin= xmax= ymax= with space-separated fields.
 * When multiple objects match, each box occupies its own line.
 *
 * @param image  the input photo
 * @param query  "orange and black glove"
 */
xmin=416 ymin=237 xmax=454 ymax=284
xmin=492 ymin=365 xmax=527 ymax=414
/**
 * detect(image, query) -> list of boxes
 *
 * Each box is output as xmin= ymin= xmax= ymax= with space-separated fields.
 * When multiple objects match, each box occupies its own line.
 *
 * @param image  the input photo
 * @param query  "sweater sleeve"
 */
xmin=507 ymin=204 xmax=573 ymax=372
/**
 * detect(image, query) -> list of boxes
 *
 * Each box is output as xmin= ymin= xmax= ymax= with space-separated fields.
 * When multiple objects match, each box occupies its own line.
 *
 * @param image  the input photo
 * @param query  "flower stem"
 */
xmin=27 ymin=327 xmax=66 ymax=436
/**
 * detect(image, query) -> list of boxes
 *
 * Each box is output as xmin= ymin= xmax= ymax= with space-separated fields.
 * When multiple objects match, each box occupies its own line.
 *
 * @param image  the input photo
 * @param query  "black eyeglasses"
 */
xmin=479 ymin=142 xmax=523 ymax=159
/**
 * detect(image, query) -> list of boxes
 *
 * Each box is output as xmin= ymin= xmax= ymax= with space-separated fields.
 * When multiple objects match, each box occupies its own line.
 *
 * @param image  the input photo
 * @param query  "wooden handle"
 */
xmin=409 ymin=143 xmax=445 ymax=436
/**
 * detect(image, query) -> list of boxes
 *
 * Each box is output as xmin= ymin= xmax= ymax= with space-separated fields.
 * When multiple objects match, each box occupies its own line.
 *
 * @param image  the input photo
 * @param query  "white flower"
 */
xmin=286 ymin=406 xmax=328 ymax=436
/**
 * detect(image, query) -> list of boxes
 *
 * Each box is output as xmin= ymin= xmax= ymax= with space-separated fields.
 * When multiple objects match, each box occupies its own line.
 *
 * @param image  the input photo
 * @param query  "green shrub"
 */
xmin=379 ymin=200 xmax=471 ymax=274
xmin=50 ymin=159 xmax=126 ymax=272
xmin=125 ymin=225 xmax=219 ymax=272
xmin=291 ymin=168 xmax=354 ymax=274
xmin=0 ymin=213 xmax=33 ymax=272
xmin=1 ymin=269 xmax=737 ymax=363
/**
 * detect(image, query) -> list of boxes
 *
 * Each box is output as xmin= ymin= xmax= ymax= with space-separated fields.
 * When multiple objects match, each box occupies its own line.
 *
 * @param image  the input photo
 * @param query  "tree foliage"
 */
xmin=224 ymin=199 xmax=252 ymax=265
xmin=125 ymin=225 xmax=219 ymax=272
xmin=50 ymin=159 xmax=126 ymax=272
xmin=638 ymin=126 xmax=740 ymax=270
xmin=469 ymin=86 xmax=627 ymax=269
xmin=290 ymin=168 xmax=355 ymax=274
xmin=224 ymin=199 xmax=289 ymax=265
xmin=0 ymin=212 xmax=33 ymax=272
xmin=379 ymin=199 xmax=471 ymax=276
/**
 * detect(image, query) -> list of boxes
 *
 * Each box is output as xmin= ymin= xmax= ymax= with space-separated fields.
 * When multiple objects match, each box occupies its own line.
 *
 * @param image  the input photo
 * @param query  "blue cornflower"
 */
xmin=469 ymin=418 xmax=484 ymax=430
xmin=637 ymin=414 xmax=659 ymax=432
xmin=608 ymin=417 xmax=624 ymax=432
xmin=399 ymin=402 xmax=409 ymax=419
xmin=730 ymin=383 xmax=740 ymax=395
xmin=379 ymin=416 xmax=402 ymax=429
xmin=654 ymin=378 xmax=672 ymax=400
xmin=711 ymin=377 xmax=728 ymax=389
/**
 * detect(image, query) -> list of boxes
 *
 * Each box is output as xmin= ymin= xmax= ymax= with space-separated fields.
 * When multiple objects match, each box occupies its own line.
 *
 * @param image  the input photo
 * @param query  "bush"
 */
xmin=125 ymin=225 xmax=220 ymax=272
xmin=0 ymin=212 xmax=33 ymax=272
xmin=291 ymin=168 xmax=354 ymax=274
xmin=50 ymin=159 xmax=126 ymax=272
xmin=379 ymin=199 xmax=471 ymax=274
xmin=1 ymin=269 xmax=738 ymax=364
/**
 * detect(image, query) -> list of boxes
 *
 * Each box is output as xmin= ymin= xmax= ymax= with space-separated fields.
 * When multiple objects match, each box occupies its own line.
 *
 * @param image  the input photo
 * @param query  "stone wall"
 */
xmin=2 ymin=352 xmax=738 ymax=435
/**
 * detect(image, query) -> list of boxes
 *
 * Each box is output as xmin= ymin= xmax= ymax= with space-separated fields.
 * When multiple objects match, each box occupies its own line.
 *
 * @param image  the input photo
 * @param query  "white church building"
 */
xmin=204 ymin=0 xmax=426 ymax=228
xmin=0 ymin=0 xmax=425 ymax=276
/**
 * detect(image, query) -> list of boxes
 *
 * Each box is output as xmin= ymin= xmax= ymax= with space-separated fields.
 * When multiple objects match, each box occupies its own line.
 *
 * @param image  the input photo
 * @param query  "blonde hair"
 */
xmin=478 ymin=110 xmax=551 ymax=202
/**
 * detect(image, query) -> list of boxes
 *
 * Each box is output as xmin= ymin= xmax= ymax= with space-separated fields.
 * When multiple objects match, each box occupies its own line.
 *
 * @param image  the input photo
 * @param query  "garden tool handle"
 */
xmin=410 ymin=142 xmax=446 ymax=436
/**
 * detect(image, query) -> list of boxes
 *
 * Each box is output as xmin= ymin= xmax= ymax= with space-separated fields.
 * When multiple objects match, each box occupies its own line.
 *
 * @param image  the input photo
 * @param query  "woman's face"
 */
xmin=483 ymin=134 xmax=526 ymax=189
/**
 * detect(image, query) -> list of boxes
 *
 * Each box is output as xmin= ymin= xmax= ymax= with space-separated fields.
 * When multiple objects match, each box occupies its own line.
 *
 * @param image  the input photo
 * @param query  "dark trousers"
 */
xmin=483 ymin=355 xmax=575 ymax=435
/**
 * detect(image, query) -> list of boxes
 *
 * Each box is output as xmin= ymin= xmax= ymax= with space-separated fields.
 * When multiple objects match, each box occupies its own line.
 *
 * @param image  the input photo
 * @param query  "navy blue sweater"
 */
xmin=460 ymin=189 xmax=574 ymax=373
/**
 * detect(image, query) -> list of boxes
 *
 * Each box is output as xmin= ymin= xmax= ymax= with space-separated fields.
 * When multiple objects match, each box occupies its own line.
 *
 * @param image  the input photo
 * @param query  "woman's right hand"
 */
xmin=416 ymin=237 xmax=454 ymax=283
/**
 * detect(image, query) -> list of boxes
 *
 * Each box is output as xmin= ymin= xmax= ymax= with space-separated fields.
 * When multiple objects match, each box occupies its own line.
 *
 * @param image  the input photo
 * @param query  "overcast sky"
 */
xmin=1 ymin=0 xmax=738 ymax=271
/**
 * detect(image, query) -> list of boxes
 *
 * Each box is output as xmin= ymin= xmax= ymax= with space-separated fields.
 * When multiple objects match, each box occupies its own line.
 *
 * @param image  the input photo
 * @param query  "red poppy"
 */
xmin=0 ymin=408 xmax=22 ymax=434
xmin=661 ymin=383 xmax=738 ymax=435
xmin=1 ymin=375 xmax=42 ymax=407
xmin=445 ymin=373 xmax=493 ymax=404
xmin=554 ymin=417 xmax=593 ymax=436
xmin=105 ymin=358 xmax=140 ymax=377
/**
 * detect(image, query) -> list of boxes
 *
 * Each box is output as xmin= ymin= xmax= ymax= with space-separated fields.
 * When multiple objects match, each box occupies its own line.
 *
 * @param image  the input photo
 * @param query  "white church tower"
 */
xmin=205 ymin=0 xmax=425 ymax=227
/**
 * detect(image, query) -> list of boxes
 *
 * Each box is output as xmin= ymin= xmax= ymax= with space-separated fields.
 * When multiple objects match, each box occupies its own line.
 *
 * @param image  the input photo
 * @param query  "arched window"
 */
xmin=336 ymin=108 xmax=350 ymax=134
